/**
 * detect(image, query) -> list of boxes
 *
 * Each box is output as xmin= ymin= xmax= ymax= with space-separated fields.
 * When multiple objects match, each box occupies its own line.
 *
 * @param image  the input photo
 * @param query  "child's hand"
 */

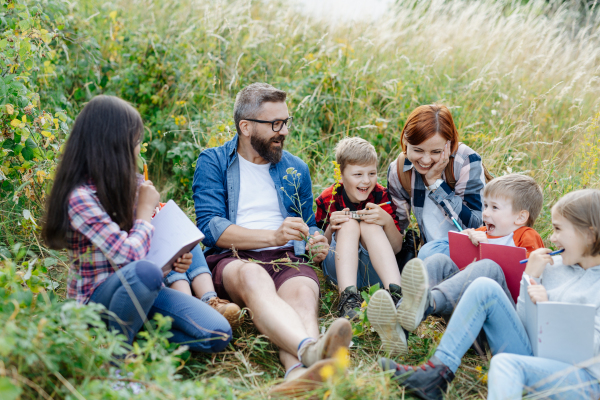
xmin=306 ymin=231 xmax=329 ymax=263
xmin=330 ymin=209 xmax=351 ymax=231
xmin=137 ymin=181 xmax=160 ymax=222
xmin=527 ymin=279 xmax=548 ymax=304
xmin=525 ymin=248 xmax=554 ymax=278
xmin=173 ymin=252 xmax=192 ymax=273
xmin=464 ymin=228 xmax=488 ymax=246
xmin=357 ymin=203 xmax=392 ymax=227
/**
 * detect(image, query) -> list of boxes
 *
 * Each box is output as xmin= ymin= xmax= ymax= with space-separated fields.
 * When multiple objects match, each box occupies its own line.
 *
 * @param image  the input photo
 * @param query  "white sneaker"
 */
xmin=367 ymin=289 xmax=407 ymax=356
xmin=398 ymin=258 xmax=430 ymax=332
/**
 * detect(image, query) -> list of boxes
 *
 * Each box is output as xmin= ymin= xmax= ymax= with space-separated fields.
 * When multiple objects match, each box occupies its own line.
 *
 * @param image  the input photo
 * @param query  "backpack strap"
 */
xmin=396 ymin=153 xmax=413 ymax=198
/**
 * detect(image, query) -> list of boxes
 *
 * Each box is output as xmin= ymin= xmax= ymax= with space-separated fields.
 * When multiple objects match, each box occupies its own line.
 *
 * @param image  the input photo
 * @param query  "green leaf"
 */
xmin=23 ymin=58 xmax=33 ymax=70
xmin=2 ymin=139 xmax=15 ymax=150
xmin=0 ymin=377 xmax=22 ymax=400
xmin=44 ymin=257 xmax=58 ymax=267
xmin=25 ymin=137 xmax=37 ymax=148
xmin=0 ymin=39 xmax=7 ymax=49
xmin=18 ymin=19 xmax=30 ymax=31
xmin=21 ymin=146 xmax=34 ymax=160
xmin=56 ymin=111 xmax=67 ymax=122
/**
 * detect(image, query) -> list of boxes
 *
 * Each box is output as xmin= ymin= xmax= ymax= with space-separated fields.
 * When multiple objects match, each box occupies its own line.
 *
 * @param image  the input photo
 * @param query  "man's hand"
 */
xmin=273 ymin=217 xmax=309 ymax=246
xmin=424 ymin=140 xmax=451 ymax=186
xmin=173 ymin=252 xmax=192 ymax=273
xmin=358 ymin=203 xmax=393 ymax=227
xmin=525 ymin=248 xmax=554 ymax=278
xmin=527 ymin=279 xmax=548 ymax=304
xmin=464 ymin=228 xmax=488 ymax=246
xmin=306 ymin=231 xmax=329 ymax=263
xmin=329 ymin=209 xmax=351 ymax=231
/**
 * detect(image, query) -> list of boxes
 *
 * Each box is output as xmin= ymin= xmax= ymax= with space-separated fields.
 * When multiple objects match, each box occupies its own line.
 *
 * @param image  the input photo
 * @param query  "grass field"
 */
xmin=2 ymin=0 xmax=600 ymax=398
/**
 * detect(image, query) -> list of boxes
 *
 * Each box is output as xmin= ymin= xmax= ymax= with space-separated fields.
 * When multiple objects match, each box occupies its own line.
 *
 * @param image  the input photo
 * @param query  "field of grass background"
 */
xmin=1 ymin=0 xmax=600 ymax=398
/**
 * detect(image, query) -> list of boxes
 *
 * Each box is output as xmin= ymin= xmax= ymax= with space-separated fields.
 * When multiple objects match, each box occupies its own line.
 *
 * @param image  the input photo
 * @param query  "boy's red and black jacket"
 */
xmin=315 ymin=183 xmax=401 ymax=232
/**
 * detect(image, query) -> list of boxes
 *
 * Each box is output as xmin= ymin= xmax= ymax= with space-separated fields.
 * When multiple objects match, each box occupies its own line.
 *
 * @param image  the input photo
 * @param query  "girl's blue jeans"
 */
xmin=434 ymin=277 xmax=600 ymax=399
xmin=89 ymin=260 xmax=231 ymax=353
xmin=164 ymin=244 xmax=210 ymax=286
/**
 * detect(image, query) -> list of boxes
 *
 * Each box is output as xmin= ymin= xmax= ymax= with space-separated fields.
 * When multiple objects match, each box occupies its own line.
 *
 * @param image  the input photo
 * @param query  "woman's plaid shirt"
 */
xmin=66 ymin=177 xmax=154 ymax=304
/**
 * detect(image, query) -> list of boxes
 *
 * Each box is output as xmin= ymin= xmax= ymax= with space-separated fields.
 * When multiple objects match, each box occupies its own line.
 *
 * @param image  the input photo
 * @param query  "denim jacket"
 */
xmin=192 ymin=134 xmax=319 ymax=256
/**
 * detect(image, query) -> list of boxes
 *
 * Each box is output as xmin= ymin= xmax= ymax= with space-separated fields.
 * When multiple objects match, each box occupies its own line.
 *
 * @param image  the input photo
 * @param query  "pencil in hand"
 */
xmin=143 ymin=162 xmax=149 ymax=181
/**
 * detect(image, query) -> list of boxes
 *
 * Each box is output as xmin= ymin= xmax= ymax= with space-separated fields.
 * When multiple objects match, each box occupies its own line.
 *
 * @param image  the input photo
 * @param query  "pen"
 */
xmin=377 ymin=201 xmax=391 ymax=207
xmin=519 ymin=249 xmax=564 ymax=264
xmin=439 ymin=202 xmax=463 ymax=232
xmin=143 ymin=162 xmax=149 ymax=181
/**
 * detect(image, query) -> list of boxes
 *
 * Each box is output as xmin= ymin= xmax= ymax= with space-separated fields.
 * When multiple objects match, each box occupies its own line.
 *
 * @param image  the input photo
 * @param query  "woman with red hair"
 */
xmin=388 ymin=104 xmax=486 ymax=259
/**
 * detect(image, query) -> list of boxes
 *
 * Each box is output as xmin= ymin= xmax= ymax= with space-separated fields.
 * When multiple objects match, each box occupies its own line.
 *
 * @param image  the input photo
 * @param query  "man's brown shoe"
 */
xmin=269 ymin=359 xmax=337 ymax=397
xmin=206 ymin=297 xmax=243 ymax=329
xmin=297 ymin=318 xmax=353 ymax=367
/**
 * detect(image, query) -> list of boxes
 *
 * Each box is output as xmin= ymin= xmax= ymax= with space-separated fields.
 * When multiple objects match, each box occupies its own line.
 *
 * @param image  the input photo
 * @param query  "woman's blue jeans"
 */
xmin=89 ymin=260 xmax=231 ymax=353
xmin=164 ymin=244 xmax=210 ymax=286
xmin=417 ymin=238 xmax=450 ymax=260
xmin=434 ymin=277 xmax=600 ymax=399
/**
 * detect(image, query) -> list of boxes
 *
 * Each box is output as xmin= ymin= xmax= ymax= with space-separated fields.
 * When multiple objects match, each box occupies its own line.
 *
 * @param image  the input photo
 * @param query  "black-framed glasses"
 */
xmin=244 ymin=116 xmax=293 ymax=132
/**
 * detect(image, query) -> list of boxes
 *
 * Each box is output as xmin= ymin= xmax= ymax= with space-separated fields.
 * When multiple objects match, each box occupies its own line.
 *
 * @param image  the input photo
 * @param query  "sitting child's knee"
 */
xmin=238 ymin=263 xmax=272 ymax=289
xmin=489 ymin=353 xmax=517 ymax=375
xmin=135 ymin=261 xmax=163 ymax=292
xmin=339 ymin=218 xmax=360 ymax=233
xmin=471 ymin=277 xmax=502 ymax=294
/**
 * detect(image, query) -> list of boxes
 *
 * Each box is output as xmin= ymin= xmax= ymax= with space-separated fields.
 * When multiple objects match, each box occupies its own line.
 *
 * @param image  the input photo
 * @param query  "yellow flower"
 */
xmin=334 ymin=346 xmax=349 ymax=370
xmin=320 ymin=364 xmax=334 ymax=380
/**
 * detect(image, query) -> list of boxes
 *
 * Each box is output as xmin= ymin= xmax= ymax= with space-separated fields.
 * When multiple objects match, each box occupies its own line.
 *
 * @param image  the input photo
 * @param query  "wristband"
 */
xmin=426 ymin=178 xmax=444 ymax=191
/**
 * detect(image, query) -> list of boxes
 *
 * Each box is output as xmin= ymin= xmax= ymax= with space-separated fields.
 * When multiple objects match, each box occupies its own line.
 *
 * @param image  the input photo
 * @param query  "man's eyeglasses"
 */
xmin=244 ymin=117 xmax=293 ymax=132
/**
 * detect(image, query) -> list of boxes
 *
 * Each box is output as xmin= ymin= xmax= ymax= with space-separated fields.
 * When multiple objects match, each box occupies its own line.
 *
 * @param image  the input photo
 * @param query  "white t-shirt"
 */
xmin=422 ymin=190 xmax=458 ymax=242
xmin=487 ymin=232 xmax=515 ymax=247
xmin=236 ymin=154 xmax=291 ymax=251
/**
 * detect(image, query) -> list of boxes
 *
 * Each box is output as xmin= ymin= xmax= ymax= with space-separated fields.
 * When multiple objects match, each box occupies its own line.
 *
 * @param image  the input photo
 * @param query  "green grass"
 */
xmin=2 ymin=0 xmax=600 ymax=398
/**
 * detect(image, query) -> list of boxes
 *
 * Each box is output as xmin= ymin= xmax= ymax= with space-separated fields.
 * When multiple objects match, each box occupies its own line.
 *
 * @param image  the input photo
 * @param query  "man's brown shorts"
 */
xmin=206 ymin=247 xmax=320 ymax=301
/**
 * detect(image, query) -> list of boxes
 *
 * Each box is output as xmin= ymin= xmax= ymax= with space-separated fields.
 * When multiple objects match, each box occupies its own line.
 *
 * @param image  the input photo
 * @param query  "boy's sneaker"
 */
xmin=388 ymin=283 xmax=403 ymax=306
xmin=206 ymin=297 xmax=244 ymax=329
xmin=397 ymin=258 xmax=431 ymax=332
xmin=298 ymin=318 xmax=353 ymax=367
xmin=379 ymin=356 xmax=454 ymax=400
xmin=366 ymin=289 xmax=407 ymax=356
xmin=337 ymin=286 xmax=362 ymax=320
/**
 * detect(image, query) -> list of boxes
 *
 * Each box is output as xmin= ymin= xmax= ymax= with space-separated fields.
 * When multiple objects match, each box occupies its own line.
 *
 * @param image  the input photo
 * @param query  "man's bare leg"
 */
xmin=359 ymin=222 xmax=401 ymax=289
xmin=222 ymin=260 xmax=312 ymax=356
xmin=277 ymin=276 xmax=320 ymax=370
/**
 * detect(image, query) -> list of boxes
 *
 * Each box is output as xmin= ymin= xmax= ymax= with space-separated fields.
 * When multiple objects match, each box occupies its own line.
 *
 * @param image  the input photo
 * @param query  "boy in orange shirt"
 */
xmin=368 ymin=174 xmax=543 ymax=355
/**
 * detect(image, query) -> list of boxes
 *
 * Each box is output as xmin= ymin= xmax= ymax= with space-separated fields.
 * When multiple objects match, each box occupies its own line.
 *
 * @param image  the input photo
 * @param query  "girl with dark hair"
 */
xmin=42 ymin=95 xmax=232 ymax=352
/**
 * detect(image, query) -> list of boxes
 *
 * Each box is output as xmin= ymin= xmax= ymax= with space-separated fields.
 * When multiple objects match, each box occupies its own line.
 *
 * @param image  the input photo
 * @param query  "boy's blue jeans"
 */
xmin=321 ymin=233 xmax=384 ymax=289
xmin=434 ymin=277 xmax=600 ymax=399
xmin=89 ymin=260 xmax=231 ymax=353
xmin=164 ymin=244 xmax=210 ymax=286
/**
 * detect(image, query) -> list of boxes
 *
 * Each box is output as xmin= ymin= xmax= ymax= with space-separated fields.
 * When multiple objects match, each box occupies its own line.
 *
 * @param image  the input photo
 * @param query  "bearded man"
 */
xmin=192 ymin=83 xmax=352 ymax=393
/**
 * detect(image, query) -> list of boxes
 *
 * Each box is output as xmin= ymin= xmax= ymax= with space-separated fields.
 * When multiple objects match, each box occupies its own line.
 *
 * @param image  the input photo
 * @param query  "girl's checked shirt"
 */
xmin=66 ymin=175 xmax=154 ymax=304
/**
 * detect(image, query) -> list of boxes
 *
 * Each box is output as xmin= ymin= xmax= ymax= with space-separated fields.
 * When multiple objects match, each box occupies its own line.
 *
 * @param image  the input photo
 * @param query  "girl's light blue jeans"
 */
xmin=417 ymin=238 xmax=450 ymax=260
xmin=164 ymin=244 xmax=210 ymax=286
xmin=89 ymin=260 xmax=231 ymax=353
xmin=433 ymin=277 xmax=600 ymax=399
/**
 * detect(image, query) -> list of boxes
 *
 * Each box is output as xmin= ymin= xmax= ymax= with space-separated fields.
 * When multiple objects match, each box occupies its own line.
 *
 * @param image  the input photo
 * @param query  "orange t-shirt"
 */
xmin=475 ymin=226 xmax=543 ymax=258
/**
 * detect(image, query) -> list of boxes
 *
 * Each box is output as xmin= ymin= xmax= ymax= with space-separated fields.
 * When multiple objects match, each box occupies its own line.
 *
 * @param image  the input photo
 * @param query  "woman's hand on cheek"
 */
xmin=424 ymin=141 xmax=451 ymax=185
xmin=525 ymin=248 xmax=554 ymax=278
xmin=173 ymin=252 xmax=192 ymax=273
xmin=527 ymin=279 xmax=548 ymax=304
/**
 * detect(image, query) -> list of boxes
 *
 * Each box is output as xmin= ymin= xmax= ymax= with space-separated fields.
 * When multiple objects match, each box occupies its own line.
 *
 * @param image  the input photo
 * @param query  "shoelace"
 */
xmin=397 ymin=360 xmax=436 ymax=372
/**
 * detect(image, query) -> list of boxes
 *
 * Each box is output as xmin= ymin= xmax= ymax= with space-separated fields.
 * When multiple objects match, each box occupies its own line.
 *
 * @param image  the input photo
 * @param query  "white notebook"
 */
xmin=523 ymin=275 xmax=595 ymax=364
xmin=144 ymin=200 xmax=204 ymax=274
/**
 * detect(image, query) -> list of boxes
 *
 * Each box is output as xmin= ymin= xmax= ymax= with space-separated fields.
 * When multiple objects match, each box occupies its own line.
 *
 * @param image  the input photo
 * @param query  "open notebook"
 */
xmin=143 ymin=200 xmax=204 ymax=274
xmin=448 ymin=231 xmax=526 ymax=303
xmin=522 ymin=275 xmax=595 ymax=364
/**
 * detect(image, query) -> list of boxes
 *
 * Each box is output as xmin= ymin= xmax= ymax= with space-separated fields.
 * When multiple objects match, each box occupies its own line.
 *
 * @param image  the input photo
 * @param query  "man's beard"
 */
xmin=250 ymin=133 xmax=285 ymax=164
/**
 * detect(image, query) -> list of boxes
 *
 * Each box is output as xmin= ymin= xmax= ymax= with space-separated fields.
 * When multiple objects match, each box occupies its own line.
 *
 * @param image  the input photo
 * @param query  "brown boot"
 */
xmin=269 ymin=359 xmax=337 ymax=397
xmin=206 ymin=297 xmax=243 ymax=329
